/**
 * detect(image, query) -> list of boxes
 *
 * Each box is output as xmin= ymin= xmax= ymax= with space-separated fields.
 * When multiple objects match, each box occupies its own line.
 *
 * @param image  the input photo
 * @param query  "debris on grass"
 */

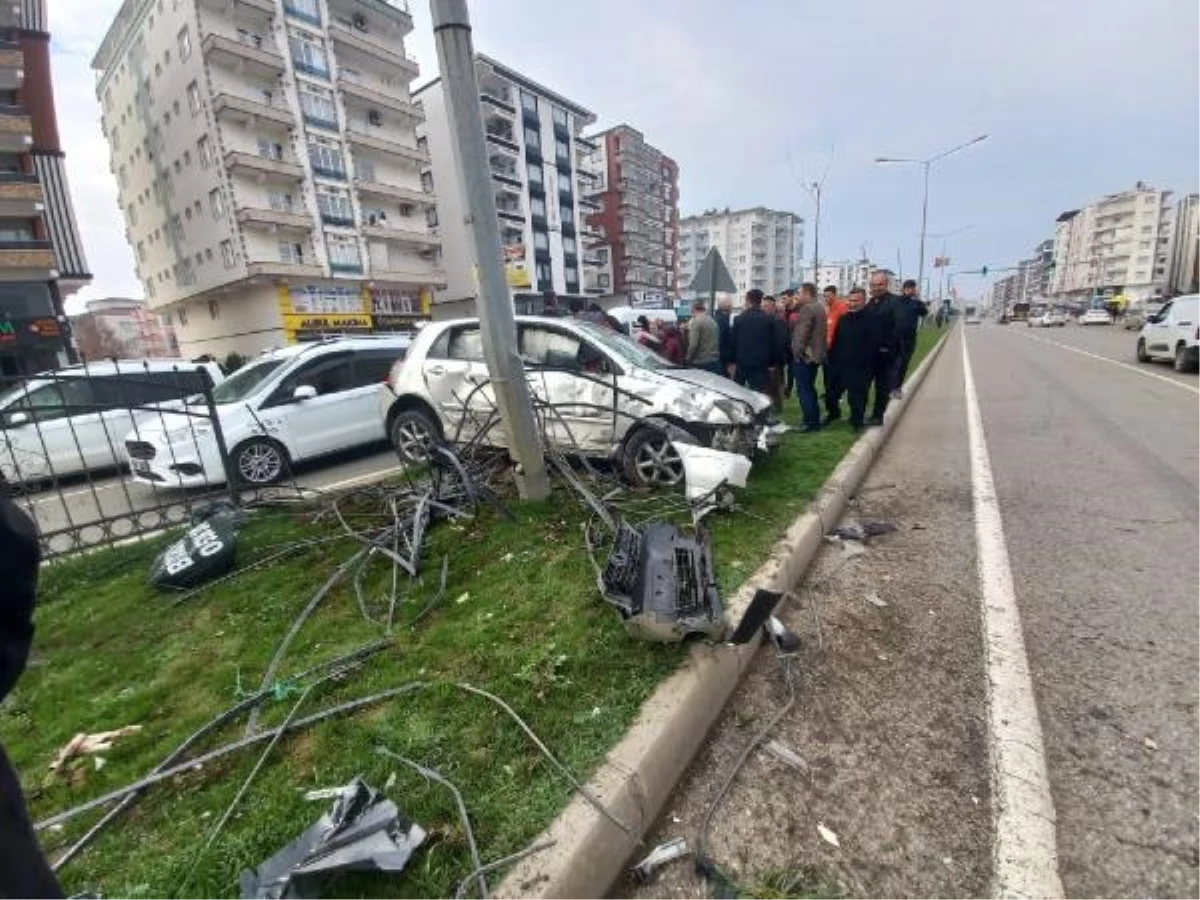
xmin=864 ymin=591 xmax=888 ymax=608
xmin=817 ymin=822 xmax=840 ymax=848
xmin=49 ymin=725 xmax=143 ymax=772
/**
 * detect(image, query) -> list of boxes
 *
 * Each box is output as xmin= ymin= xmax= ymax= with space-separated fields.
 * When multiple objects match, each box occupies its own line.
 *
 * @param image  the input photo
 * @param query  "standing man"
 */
xmin=828 ymin=287 xmax=880 ymax=432
xmin=716 ymin=297 xmax=734 ymax=377
xmin=822 ymin=285 xmax=848 ymax=423
xmin=865 ymin=271 xmax=900 ymax=425
xmin=779 ymin=289 xmax=798 ymax=399
xmin=762 ymin=295 xmax=788 ymax=411
xmin=685 ymin=301 xmax=722 ymax=374
xmin=730 ymin=289 xmax=774 ymax=393
xmin=891 ymin=279 xmax=929 ymax=398
xmin=790 ymin=283 xmax=827 ymax=432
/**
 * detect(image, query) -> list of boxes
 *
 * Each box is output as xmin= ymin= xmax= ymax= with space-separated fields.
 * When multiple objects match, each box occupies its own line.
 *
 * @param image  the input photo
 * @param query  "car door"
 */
xmin=422 ymin=326 xmax=496 ymax=443
xmin=518 ymin=323 xmax=617 ymax=453
xmin=347 ymin=348 xmax=405 ymax=446
xmin=1145 ymin=301 xmax=1173 ymax=358
xmin=260 ymin=352 xmax=358 ymax=460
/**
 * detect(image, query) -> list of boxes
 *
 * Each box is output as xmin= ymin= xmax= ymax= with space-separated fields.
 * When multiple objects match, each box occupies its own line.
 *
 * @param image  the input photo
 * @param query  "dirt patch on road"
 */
xmin=616 ymin=477 xmax=992 ymax=898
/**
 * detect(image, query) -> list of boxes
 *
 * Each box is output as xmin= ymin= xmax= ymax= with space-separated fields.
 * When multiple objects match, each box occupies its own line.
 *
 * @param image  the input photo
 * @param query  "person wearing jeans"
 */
xmin=789 ymin=283 xmax=827 ymax=432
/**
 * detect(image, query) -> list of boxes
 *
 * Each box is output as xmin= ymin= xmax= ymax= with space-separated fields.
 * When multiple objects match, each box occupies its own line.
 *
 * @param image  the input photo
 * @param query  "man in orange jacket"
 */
xmin=822 ymin=285 xmax=849 ymax=423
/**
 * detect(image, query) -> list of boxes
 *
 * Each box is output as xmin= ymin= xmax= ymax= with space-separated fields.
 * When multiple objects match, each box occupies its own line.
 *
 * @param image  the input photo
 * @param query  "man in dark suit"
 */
xmin=865 ymin=271 xmax=901 ymax=425
xmin=730 ymin=289 xmax=775 ymax=393
xmin=828 ymin=287 xmax=882 ymax=432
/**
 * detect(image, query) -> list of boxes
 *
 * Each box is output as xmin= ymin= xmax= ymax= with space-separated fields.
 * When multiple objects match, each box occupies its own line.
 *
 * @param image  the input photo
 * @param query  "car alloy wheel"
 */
xmin=633 ymin=434 xmax=683 ymax=486
xmin=235 ymin=440 xmax=285 ymax=485
xmin=391 ymin=410 xmax=439 ymax=464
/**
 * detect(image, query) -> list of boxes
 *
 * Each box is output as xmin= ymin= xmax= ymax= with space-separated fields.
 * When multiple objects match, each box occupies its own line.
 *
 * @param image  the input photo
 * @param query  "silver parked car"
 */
xmin=378 ymin=317 xmax=778 ymax=486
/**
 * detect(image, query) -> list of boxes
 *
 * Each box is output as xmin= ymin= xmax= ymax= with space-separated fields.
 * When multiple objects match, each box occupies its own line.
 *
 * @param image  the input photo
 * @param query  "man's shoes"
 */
xmin=865 ymin=416 xmax=884 ymax=427
xmin=891 ymin=388 xmax=903 ymax=400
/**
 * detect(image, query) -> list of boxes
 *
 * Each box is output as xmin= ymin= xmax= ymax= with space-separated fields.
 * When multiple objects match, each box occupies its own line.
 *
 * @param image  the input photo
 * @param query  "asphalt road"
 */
xmin=622 ymin=322 xmax=1197 ymax=898
xmin=15 ymin=444 xmax=400 ymax=556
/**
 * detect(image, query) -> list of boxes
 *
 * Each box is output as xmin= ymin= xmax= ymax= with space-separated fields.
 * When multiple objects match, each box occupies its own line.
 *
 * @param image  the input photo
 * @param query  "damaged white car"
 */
xmin=379 ymin=317 xmax=778 ymax=486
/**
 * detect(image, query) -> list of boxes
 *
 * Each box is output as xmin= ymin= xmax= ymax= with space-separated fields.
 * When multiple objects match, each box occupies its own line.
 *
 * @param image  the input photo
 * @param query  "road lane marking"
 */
xmin=1020 ymin=331 xmax=1199 ymax=395
xmin=963 ymin=336 xmax=1064 ymax=899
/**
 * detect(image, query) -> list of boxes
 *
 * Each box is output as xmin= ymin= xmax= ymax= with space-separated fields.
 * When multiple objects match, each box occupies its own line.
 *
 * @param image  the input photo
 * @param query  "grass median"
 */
xmin=4 ymin=327 xmax=943 ymax=898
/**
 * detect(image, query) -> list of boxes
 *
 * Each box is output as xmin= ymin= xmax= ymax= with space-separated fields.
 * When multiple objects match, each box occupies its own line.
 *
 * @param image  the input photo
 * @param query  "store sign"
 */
xmin=371 ymin=287 xmax=430 ymax=333
xmin=277 ymin=285 xmax=372 ymax=343
xmin=504 ymin=244 xmax=531 ymax=288
xmin=0 ymin=316 xmax=62 ymax=346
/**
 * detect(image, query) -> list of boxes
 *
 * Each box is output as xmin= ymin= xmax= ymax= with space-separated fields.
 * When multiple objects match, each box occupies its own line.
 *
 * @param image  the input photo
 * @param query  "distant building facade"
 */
xmin=678 ymin=206 xmax=803 ymax=304
xmin=71 ymin=296 xmax=178 ymax=360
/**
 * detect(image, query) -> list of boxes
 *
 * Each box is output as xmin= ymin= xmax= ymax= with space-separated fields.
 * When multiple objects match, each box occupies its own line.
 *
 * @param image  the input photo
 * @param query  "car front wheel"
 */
xmin=390 ymin=407 xmax=442 ymax=464
xmin=1136 ymin=339 xmax=1150 ymax=363
xmin=623 ymin=426 xmax=685 ymax=487
xmin=232 ymin=438 xmax=288 ymax=486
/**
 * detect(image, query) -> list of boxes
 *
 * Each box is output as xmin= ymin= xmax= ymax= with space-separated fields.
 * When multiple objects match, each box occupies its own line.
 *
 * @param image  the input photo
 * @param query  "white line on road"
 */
xmin=1020 ymin=331 xmax=1199 ymax=395
xmin=314 ymin=465 xmax=400 ymax=493
xmin=963 ymin=335 xmax=1064 ymax=899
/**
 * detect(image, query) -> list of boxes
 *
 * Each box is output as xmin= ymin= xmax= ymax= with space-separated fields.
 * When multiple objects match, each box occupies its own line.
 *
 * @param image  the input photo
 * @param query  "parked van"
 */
xmin=1136 ymin=294 xmax=1199 ymax=372
xmin=0 ymin=359 xmax=224 ymax=485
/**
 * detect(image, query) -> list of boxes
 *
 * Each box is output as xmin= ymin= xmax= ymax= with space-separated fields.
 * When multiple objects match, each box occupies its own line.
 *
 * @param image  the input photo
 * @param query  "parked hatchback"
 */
xmin=1136 ymin=294 xmax=1199 ymax=372
xmin=0 ymin=359 xmax=223 ymax=485
xmin=125 ymin=336 xmax=411 ymax=488
xmin=379 ymin=316 xmax=777 ymax=486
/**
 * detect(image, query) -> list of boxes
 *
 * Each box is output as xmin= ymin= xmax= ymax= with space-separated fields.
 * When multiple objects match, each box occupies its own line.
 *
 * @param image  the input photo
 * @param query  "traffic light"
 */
xmin=981 ymin=265 xmax=988 ymax=276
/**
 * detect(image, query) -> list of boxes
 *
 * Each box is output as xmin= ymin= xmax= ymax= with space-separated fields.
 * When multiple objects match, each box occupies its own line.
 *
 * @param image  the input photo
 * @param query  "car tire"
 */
xmin=1136 ymin=339 xmax=1150 ymax=363
xmin=231 ymin=438 xmax=289 ymax=486
xmin=1174 ymin=343 xmax=1190 ymax=373
xmin=622 ymin=425 xmax=686 ymax=487
xmin=390 ymin=407 xmax=442 ymax=464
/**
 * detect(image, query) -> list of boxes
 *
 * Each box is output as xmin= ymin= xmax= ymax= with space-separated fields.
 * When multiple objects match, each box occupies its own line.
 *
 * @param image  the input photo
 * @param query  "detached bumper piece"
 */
xmin=240 ymin=778 xmax=426 ymax=899
xmin=601 ymin=520 xmax=724 ymax=642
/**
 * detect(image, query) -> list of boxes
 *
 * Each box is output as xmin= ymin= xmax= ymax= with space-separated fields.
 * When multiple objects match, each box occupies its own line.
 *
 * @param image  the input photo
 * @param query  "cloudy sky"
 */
xmin=50 ymin=0 xmax=1198 ymax=309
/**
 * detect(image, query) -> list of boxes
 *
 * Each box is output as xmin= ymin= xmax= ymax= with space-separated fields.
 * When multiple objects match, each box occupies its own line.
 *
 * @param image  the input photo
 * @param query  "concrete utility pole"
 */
xmin=430 ymin=0 xmax=548 ymax=499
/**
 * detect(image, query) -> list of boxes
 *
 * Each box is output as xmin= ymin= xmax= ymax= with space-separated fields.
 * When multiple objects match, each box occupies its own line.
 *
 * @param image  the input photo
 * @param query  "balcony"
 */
xmin=224 ymin=150 xmax=304 ymax=182
xmin=346 ymin=127 xmax=429 ymax=165
xmin=485 ymin=128 xmax=518 ymax=154
xmin=329 ymin=22 xmax=419 ymax=78
xmin=370 ymin=259 xmax=447 ymax=287
xmin=0 ymin=49 xmax=21 ymax=90
xmin=328 ymin=0 xmax=414 ymax=33
xmin=492 ymin=167 xmax=521 ymax=190
xmin=480 ymin=89 xmax=515 ymax=116
xmin=337 ymin=75 xmax=422 ymax=120
xmin=236 ymin=206 xmax=312 ymax=230
xmin=200 ymin=0 xmax=275 ymax=17
xmin=247 ymin=260 xmax=323 ymax=280
xmin=213 ymin=92 xmax=294 ymax=130
xmin=0 ymin=241 xmax=55 ymax=274
xmin=202 ymin=32 xmax=286 ymax=77
xmin=355 ymin=179 xmax=435 ymax=206
xmin=0 ymin=108 xmax=31 ymax=150
xmin=282 ymin=0 xmax=320 ymax=23
xmin=576 ymin=134 xmax=598 ymax=152
xmin=362 ymin=222 xmax=439 ymax=248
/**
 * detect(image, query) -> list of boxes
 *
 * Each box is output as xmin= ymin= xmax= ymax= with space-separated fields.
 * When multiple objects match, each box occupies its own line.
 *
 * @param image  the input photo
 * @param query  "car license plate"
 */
xmin=132 ymin=459 xmax=152 ymax=476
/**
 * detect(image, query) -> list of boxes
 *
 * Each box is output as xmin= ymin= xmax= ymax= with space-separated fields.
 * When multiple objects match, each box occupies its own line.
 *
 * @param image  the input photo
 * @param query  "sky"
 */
xmin=49 ymin=0 xmax=1199 ymax=310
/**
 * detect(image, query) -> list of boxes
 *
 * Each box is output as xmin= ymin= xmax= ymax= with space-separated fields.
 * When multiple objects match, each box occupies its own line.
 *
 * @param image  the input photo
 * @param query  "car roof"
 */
xmin=256 ymin=335 xmax=412 ymax=361
xmin=46 ymin=358 xmax=217 ymax=375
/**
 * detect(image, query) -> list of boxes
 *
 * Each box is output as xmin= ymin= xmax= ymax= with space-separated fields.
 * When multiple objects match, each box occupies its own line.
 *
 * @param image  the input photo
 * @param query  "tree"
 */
xmin=71 ymin=314 xmax=134 ymax=362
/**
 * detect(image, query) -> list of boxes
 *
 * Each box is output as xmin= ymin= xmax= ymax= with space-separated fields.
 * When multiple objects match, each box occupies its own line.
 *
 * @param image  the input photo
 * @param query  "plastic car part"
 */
xmin=240 ymin=778 xmax=426 ymax=899
xmin=631 ymin=838 xmax=690 ymax=883
xmin=673 ymin=443 xmax=751 ymax=502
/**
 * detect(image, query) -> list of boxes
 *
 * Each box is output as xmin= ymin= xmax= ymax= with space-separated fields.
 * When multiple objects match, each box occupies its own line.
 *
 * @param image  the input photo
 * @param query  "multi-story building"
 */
xmin=678 ymin=207 xmax=803 ymax=305
xmin=0 ymin=0 xmax=91 ymax=376
xmin=93 ymin=0 xmax=442 ymax=359
xmin=1049 ymin=183 xmax=1174 ymax=303
xmin=580 ymin=124 xmax=678 ymax=308
xmin=800 ymin=260 xmax=873 ymax=295
xmin=416 ymin=54 xmax=604 ymax=318
xmin=71 ymin=296 xmax=178 ymax=359
xmin=1166 ymin=193 xmax=1199 ymax=296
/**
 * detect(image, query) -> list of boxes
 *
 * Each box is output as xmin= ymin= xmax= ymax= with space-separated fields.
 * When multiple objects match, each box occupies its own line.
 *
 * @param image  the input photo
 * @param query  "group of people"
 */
xmin=715 ymin=275 xmax=928 ymax=432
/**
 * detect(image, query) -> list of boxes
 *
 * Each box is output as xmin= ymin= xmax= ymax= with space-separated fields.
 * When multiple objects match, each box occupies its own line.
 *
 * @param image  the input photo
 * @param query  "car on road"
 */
xmin=1136 ymin=294 xmax=1199 ymax=372
xmin=1078 ymin=308 xmax=1113 ymax=326
xmin=0 ymin=359 xmax=224 ymax=485
xmin=124 ymin=336 xmax=411 ymax=488
xmin=1029 ymin=310 xmax=1066 ymax=327
xmin=379 ymin=316 xmax=777 ymax=486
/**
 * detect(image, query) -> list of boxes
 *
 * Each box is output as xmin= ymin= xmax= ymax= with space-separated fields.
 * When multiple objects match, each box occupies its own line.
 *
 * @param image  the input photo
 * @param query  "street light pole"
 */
xmin=430 ymin=0 xmax=549 ymax=499
xmin=876 ymin=133 xmax=989 ymax=300
xmin=810 ymin=181 xmax=821 ymax=286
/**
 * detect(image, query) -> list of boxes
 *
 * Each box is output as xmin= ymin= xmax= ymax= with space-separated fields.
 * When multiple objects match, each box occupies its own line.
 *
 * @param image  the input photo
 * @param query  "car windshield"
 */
xmin=209 ymin=358 xmax=286 ymax=404
xmin=574 ymin=322 xmax=675 ymax=370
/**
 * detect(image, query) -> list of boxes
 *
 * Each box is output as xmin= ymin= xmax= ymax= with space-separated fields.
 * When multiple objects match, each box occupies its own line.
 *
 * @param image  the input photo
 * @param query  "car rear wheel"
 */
xmin=1136 ymin=339 xmax=1150 ymax=363
xmin=622 ymin=426 xmax=685 ymax=487
xmin=391 ymin=407 xmax=441 ymax=464
xmin=232 ymin=438 xmax=288 ymax=486
xmin=1174 ymin=343 xmax=1190 ymax=372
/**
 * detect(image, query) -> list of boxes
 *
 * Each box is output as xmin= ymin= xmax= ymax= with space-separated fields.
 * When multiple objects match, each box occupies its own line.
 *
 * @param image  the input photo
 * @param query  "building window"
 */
xmin=136 ymin=240 xmax=146 ymax=261
xmin=530 ymin=196 xmax=546 ymax=218
xmin=127 ymin=203 xmax=138 ymax=226
xmin=555 ymin=138 xmax=569 ymax=162
xmin=220 ymin=239 xmax=235 ymax=268
xmin=299 ymin=84 xmax=337 ymax=127
xmin=317 ymin=187 xmax=354 ymax=225
xmin=425 ymin=206 xmax=438 ymax=229
xmin=551 ymin=107 xmax=568 ymax=127
xmin=420 ymin=170 xmax=433 ymax=193
xmin=533 ymin=231 xmax=549 ymax=251
xmin=279 ymin=240 xmax=305 ymax=264
xmin=308 ymin=137 xmax=345 ymax=178
xmin=268 ymin=190 xmax=295 ymax=212
xmin=521 ymin=91 xmax=538 ymax=114
xmin=563 ymin=236 xmax=576 ymax=254
xmin=526 ymin=162 xmax=543 ymax=186
xmin=285 ymin=0 xmax=320 ymax=22
xmin=198 ymin=135 xmax=213 ymax=167
xmin=356 ymin=157 xmax=376 ymax=181
xmin=257 ymin=139 xmax=285 ymax=161
xmin=209 ymin=188 xmax=225 ymax=219
xmin=524 ymin=126 xmax=540 ymax=150
xmin=535 ymin=262 xmax=551 ymax=283
xmin=326 ymin=235 xmax=361 ymax=270
xmin=187 ymin=81 xmax=201 ymax=115
xmin=598 ymin=273 xmax=610 ymax=289
xmin=416 ymin=135 xmax=428 ymax=154
xmin=177 ymin=26 xmax=191 ymax=60
xmin=565 ymin=265 xmax=578 ymax=283
xmin=289 ymin=31 xmax=329 ymax=77
xmin=208 ymin=300 xmax=220 ymax=320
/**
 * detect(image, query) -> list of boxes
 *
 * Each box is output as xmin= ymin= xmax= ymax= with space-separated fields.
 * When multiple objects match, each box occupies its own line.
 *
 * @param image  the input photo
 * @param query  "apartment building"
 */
xmin=580 ymin=124 xmax=678 ymax=307
xmin=678 ymin=207 xmax=804 ymax=305
xmin=93 ymin=0 xmax=442 ymax=358
xmin=1166 ymin=192 xmax=1198 ymax=295
xmin=72 ymin=296 xmax=178 ymax=359
xmin=1049 ymin=183 xmax=1174 ymax=303
xmin=0 ymin=0 xmax=92 ymax=376
xmin=416 ymin=54 xmax=604 ymax=318
xmin=800 ymin=260 xmax=872 ymax=295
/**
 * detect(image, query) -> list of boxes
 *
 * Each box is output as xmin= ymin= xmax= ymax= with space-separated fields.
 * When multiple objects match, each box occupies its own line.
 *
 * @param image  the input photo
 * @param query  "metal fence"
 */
xmin=0 ymin=360 xmax=242 ymax=559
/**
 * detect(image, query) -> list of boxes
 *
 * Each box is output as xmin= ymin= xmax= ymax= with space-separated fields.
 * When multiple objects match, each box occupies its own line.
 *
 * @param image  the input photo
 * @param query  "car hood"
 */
xmin=625 ymin=366 xmax=773 ymax=422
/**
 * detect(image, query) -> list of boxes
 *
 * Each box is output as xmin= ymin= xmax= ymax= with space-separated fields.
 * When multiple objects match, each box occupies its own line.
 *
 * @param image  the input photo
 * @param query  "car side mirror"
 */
xmin=5 ymin=411 xmax=29 ymax=427
xmin=292 ymin=385 xmax=318 ymax=402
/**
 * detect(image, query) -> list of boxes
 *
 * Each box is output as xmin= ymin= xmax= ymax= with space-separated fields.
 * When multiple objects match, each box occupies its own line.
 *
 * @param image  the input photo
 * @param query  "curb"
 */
xmin=496 ymin=327 xmax=954 ymax=899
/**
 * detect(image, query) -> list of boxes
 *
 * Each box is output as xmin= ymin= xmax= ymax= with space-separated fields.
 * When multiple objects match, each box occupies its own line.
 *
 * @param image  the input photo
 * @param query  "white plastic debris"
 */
xmin=817 ymin=823 xmax=840 ymax=847
xmin=49 ymin=725 xmax=143 ymax=772
xmin=673 ymin=443 xmax=752 ymax=502
xmin=764 ymin=739 xmax=808 ymax=773
xmin=1144 ymin=737 xmax=1158 ymax=751
xmin=865 ymin=591 xmax=888 ymax=608
xmin=841 ymin=540 xmax=867 ymax=559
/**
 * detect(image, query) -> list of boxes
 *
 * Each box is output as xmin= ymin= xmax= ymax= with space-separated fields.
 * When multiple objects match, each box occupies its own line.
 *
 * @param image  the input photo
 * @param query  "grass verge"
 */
xmin=3 ymin=328 xmax=943 ymax=898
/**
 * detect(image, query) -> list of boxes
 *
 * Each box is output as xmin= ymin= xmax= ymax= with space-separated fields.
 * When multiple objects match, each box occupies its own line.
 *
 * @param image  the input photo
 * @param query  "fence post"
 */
xmin=203 ymin=387 xmax=238 ymax=506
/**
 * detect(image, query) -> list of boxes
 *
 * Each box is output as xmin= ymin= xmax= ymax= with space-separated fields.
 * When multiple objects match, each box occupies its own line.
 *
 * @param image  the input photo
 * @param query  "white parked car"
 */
xmin=379 ymin=317 xmax=777 ymax=486
xmin=1078 ymin=308 xmax=1112 ymax=326
xmin=125 ymin=336 xmax=411 ymax=488
xmin=1136 ymin=294 xmax=1199 ymax=372
xmin=1029 ymin=310 xmax=1066 ymax=327
xmin=0 ymin=359 xmax=223 ymax=485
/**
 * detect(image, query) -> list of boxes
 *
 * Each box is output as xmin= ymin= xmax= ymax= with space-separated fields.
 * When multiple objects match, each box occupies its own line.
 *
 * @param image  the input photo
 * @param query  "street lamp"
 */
xmin=875 ymin=133 xmax=989 ymax=301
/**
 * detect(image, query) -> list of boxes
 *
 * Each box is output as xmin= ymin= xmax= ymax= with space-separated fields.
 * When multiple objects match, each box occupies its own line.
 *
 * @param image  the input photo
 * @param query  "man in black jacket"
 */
xmin=891 ymin=279 xmax=929 ymax=398
xmin=828 ymin=287 xmax=880 ymax=431
xmin=865 ymin=271 xmax=901 ymax=425
xmin=730 ymin=289 xmax=774 ymax=393
xmin=0 ymin=491 xmax=62 ymax=898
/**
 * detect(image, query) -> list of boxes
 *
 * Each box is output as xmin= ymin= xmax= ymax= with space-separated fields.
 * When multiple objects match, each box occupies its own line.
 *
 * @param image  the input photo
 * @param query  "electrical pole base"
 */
xmin=512 ymin=467 xmax=551 ymax=501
